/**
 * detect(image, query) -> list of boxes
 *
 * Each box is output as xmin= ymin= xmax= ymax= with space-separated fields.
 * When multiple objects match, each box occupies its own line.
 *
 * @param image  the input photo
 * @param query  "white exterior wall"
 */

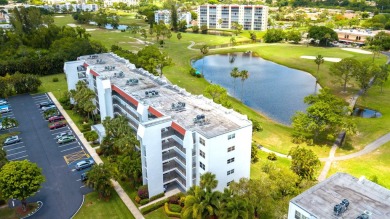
xmin=201 ymin=126 xmax=252 ymax=191
xmin=288 ymin=202 xmax=317 ymax=219
xmin=96 ymin=77 xmax=114 ymax=120
xmin=138 ymin=117 xmax=172 ymax=197
xmin=64 ymin=61 xmax=84 ymax=92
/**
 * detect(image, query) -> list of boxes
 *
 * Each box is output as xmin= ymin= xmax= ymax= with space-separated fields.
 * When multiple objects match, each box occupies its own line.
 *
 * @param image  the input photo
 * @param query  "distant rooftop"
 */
xmin=291 ymin=173 xmax=390 ymax=218
xmin=79 ymin=53 xmax=251 ymax=138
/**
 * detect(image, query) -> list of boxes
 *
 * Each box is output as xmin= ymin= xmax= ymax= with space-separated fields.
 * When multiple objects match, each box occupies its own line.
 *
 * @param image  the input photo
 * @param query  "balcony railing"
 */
xmin=163 ymin=171 xmax=186 ymax=187
xmin=162 ymin=138 xmax=186 ymax=154
xmin=162 ymin=149 xmax=186 ymax=166
xmin=112 ymin=97 xmax=139 ymax=120
xmin=163 ymin=160 xmax=186 ymax=177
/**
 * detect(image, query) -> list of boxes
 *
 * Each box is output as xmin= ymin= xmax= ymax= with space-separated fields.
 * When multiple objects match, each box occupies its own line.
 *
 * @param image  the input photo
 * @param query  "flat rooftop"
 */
xmin=79 ymin=53 xmax=251 ymax=138
xmin=291 ymin=173 xmax=390 ymax=218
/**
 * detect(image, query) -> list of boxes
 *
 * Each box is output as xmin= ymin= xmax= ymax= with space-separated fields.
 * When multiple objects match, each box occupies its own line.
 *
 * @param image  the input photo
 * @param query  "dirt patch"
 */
xmin=342 ymin=48 xmax=372 ymax=54
xmin=300 ymin=56 xmax=341 ymax=62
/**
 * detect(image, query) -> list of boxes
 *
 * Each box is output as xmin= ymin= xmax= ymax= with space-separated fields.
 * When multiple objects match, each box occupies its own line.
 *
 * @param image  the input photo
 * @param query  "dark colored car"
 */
xmin=3 ymin=136 xmax=20 ymax=145
xmin=81 ymin=172 xmax=88 ymax=181
xmin=75 ymin=160 xmax=94 ymax=171
xmin=39 ymin=101 xmax=53 ymax=108
xmin=49 ymin=121 xmax=66 ymax=130
xmin=48 ymin=115 xmax=65 ymax=123
xmin=45 ymin=110 xmax=61 ymax=120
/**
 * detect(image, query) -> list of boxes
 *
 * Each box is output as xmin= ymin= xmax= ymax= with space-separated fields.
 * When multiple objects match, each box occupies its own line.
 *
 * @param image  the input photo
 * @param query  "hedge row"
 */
xmin=164 ymin=203 xmax=181 ymax=218
xmin=149 ymin=192 xmax=165 ymax=202
xmin=140 ymin=199 xmax=167 ymax=215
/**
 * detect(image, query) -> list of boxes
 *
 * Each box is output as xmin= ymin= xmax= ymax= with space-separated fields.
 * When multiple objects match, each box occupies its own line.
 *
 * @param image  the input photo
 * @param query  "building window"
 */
xmin=227 ymin=146 xmax=235 ymax=152
xmin=199 ymin=137 xmax=205 ymax=146
xmin=294 ymin=210 xmax=308 ymax=219
xmin=200 ymin=150 xmax=205 ymax=158
xmin=227 ymin=181 xmax=233 ymax=186
xmin=227 ymin=157 xmax=235 ymax=164
xmin=227 ymin=169 xmax=234 ymax=175
xmin=228 ymin=133 xmax=235 ymax=140
xmin=200 ymin=162 xmax=205 ymax=170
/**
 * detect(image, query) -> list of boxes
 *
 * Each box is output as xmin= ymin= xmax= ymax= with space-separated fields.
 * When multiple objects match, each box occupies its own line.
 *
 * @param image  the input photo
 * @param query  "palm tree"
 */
xmin=200 ymin=172 xmax=218 ymax=191
xmin=200 ymin=45 xmax=209 ymax=75
xmin=230 ymin=67 xmax=240 ymax=96
xmin=85 ymin=163 xmax=114 ymax=199
xmin=181 ymin=186 xmax=221 ymax=219
xmin=314 ymin=55 xmax=324 ymax=76
xmin=220 ymin=198 xmax=249 ymax=219
xmin=240 ymin=70 xmax=249 ymax=101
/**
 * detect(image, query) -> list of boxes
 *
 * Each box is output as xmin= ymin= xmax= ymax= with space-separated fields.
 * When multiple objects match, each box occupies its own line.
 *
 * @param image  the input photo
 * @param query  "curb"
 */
xmin=70 ymin=195 xmax=85 ymax=219
xmin=20 ymin=201 xmax=43 ymax=219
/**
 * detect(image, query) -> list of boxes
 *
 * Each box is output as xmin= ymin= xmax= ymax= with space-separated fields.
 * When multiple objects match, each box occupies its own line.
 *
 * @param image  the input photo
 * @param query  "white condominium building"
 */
xmin=64 ymin=53 xmax=252 ymax=197
xmin=104 ymin=0 xmax=139 ymax=7
xmin=154 ymin=10 xmax=192 ymax=26
xmin=197 ymin=4 xmax=268 ymax=31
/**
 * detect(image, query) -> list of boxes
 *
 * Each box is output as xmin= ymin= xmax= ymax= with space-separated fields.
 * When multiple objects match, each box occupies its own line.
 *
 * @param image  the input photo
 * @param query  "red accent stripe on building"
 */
xmin=111 ymin=85 xmax=139 ymax=107
xmin=171 ymin=122 xmax=186 ymax=136
xmin=90 ymin=69 xmax=99 ymax=77
xmin=83 ymin=62 xmax=89 ymax=67
xmin=148 ymin=106 xmax=164 ymax=118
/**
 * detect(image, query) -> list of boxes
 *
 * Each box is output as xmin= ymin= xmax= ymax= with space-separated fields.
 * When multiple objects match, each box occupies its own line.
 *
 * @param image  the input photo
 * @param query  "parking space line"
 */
xmin=63 ymin=150 xmax=89 ymax=164
xmin=3 ymin=142 xmax=24 ymax=148
xmin=5 ymin=146 xmax=25 ymax=151
xmin=80 ymin=185 xmax=85 ymax=188
xmin=7 ymin=150 xmax=27 ymax=157
xmin=31 ymin=95 xmax=47 ymax=98
xmin=9 ymin=155 xmax=28 ymax=161
xmin=61 ymin=146 xmax=80 ymax=153
xmin=76 ymin=179 xmax=81 ymax=181
xmin=51 ymin=130 xmax=72 ymax=135
xmin=58 ymin=142 xmax=78 ymax=148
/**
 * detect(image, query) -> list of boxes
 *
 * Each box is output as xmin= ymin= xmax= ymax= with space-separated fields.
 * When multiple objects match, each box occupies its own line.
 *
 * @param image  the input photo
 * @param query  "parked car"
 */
xmin=49 ymin=121 xmax=66 ymax=130
xmin=81 ymin=172 xmax=88 ymax=181
xmin=39 ymin=101 xmax=53 ymax=108
xmin=0 ymin=100 xmax=8 ymax=106
xmin=57 ymin=135 xmax=76 ymax=144
xmin=3 ymin=135 xmax=20 ymax=145
xmin=0 ymin=105 xmax=10 ymax=114
xmin=55 ymin=131 xmax=73 ymax=139
xmin=75 ymin=160 xmax=94 ymax=171
xmin=48 ymin=115 xmax=65 ymax=123
xmin=45 ymin=110 xmax=61 ymax=120
xmin=41 ymin=105 xmax=56 ymax=112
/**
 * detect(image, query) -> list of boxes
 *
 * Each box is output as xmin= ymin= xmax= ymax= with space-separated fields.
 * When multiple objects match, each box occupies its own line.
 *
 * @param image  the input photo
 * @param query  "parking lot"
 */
xmin=1 ymin=93 xmax=94 ymax=219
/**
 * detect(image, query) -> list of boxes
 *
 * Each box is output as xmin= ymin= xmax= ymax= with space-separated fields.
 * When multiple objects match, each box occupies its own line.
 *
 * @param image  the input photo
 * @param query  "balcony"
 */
xmin=163 ymin=160 xmax=186 ymax=177
xmin=112 ymin=97 xmax=139 ymax=119
xmin=162 ymin=149 xmax=186 ymax=166
xmin=163 ymin=171 xmax=186 ymax=188
xmin=162 ymin=138 xmax=186 ymax=154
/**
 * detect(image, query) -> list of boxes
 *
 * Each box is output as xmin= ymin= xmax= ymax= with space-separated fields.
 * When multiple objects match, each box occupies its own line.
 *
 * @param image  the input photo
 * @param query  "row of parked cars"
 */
xmin=0 ymin=99 xmax=10 ymax=114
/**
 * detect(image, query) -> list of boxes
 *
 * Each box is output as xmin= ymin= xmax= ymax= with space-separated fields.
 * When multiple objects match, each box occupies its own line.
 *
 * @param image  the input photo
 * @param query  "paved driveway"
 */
xmin=2 ymin=94 xmax=92 ymax=219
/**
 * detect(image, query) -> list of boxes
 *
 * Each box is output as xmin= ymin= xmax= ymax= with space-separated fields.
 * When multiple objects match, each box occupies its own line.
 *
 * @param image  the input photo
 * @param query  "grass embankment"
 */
xmin=328 ymin=141 xmax=390 ymax=189
xmin=74 ymin=191 xmax=134 ymax=219
xmin=250 ymin=150 xmax=291 ymax=179
xmin=144 ymin=207 xmax=170 ymax=219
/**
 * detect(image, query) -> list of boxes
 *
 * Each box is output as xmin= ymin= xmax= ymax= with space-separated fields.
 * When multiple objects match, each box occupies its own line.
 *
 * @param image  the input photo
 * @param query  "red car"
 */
xmin=49 ymin=121 xmax=66 ymax=130
xmin=48 ymin=115 xmax=65 ymax=123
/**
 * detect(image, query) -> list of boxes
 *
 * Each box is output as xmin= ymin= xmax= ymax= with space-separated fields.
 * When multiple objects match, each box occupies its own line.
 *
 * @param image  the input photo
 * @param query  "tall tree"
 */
xmin=171 ymin=4 xmax=178 ymax=31
xmin=0 ymin=149 xmax=8 ymax=169
xmin=354 ymin=60 xmax=378 ymax=92
xmin=219 ymin=198 xmax=249 ymax=219
xmin=330 ymin=58 xmax=361 ymax=92
xmin=0 ymin=160 xmax=45 ymax=211
xmin=203 ymin=84 xmax=228 ymax=104
xmin=86 ymin=163 xmax=114 ymax=199
xmin=230 ymin=67 xmax=240 ymax=96
xmin=374 ymin=64 xmax=389 ymax=93
xmin=182 ymin=186 xmax=221 ymax=219
xmin=240 ymin=70 xmax=249 ymax=101
xmin=200 ymin=172 xmax=218 ymax=191
xmin=307 ymin=26 xmax=338 ymax=46
xmin=288 ymin=146 xmax=320 ymax=180
xmin=314 ymin=54 xmax=324 ymax=76
xmin=200 ymin=45 xmax=209 ymax=75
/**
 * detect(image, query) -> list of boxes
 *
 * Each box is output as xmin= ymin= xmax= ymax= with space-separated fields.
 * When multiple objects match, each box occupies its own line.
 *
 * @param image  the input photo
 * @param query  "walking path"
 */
xmin=48 ymin=92 xmax=145 ymax=219
xmin=139 ymin=188 xmax=181 ymax=210
xmin=257 ymin=145 xmax=289 ymax=158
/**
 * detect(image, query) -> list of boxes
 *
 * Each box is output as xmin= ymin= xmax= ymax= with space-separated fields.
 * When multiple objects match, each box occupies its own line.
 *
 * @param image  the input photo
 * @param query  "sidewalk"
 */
xmin=139 ymin=188 xmax=181 ymax=210
xmin=48 ymin=92 xmax=145 ymax=219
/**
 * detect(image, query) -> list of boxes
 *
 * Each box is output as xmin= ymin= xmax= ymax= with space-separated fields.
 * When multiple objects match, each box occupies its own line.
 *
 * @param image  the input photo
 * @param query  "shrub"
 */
xmin=189 ymin=68 xmax=196 ymax=76
xmin=81 ymin=123 xmax=92 ymax=133
xmin=169 ymin=204 xmax=182 ymax=213
xmin=95 ymin=148 xmax=103 ymax=155
xmin=149 ymin=192 xmax=164 ymax=202
xmin=135 ymin=195 xmax=141 ymax=204
xmin=140 ymin=198 xmax=150 ymax=205
xmin=164 ymin=203 xmax=181 ymax=217
xmin=52 ymin=77 xmax=59 ymax=82
xmin=179 ymin=196 xmax=186 ymax=207
xmin=138 ymin=185 xmax=149 ymax=199
xmin=84 ymin=130 xmax=99 ymax=142
xmin=267 ymin=152 xmax=277 ymax=161
xmin=168 ymin=195 xmax=179 ymax=204
xmin=140 ymin=199 xmax=167 ymax=214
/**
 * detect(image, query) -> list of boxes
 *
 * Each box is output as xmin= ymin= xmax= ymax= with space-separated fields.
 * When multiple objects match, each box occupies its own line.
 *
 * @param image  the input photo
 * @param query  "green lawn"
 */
xmin=0 ymin=203 xmax=39 ymax=219
xmin=35 ymin=73 xmax=68 ymax=98
xmin=74 ymin=191 xmax=135 ymax=219
xmin=144 ymin=207 xmax=170 ymax=219
xmin=328 ymin=141 xmax=390 ymax=189
xmin=250 ymin=150 xmax=291 ymax=180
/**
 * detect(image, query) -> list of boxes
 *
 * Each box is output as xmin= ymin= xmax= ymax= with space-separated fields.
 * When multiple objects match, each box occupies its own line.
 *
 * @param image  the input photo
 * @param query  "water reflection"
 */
xmin=192 ymin=53 xmax=320 ymax=125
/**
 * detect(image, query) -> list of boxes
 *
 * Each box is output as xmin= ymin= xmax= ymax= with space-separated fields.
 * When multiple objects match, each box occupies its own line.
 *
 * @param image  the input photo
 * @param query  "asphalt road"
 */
xmin=2 ymin=94 xmax=92 ymax=219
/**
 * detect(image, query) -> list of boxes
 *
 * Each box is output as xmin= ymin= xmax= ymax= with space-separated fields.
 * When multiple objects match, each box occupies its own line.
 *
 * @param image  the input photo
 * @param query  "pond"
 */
xmin=352 ymin=107 xmax=382 ymax=118
xmin=192 ymin=53 xmax=319 ymax=125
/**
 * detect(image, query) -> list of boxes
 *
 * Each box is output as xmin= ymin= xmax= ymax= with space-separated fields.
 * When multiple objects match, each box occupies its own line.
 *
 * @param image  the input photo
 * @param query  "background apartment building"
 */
xmin=64 ymin=53 xmax=252 ymax=197
xmin=154 ymin=10 xmax=192 ymax=26
xmin=197 ymin=4 xmax=268 ymax=31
